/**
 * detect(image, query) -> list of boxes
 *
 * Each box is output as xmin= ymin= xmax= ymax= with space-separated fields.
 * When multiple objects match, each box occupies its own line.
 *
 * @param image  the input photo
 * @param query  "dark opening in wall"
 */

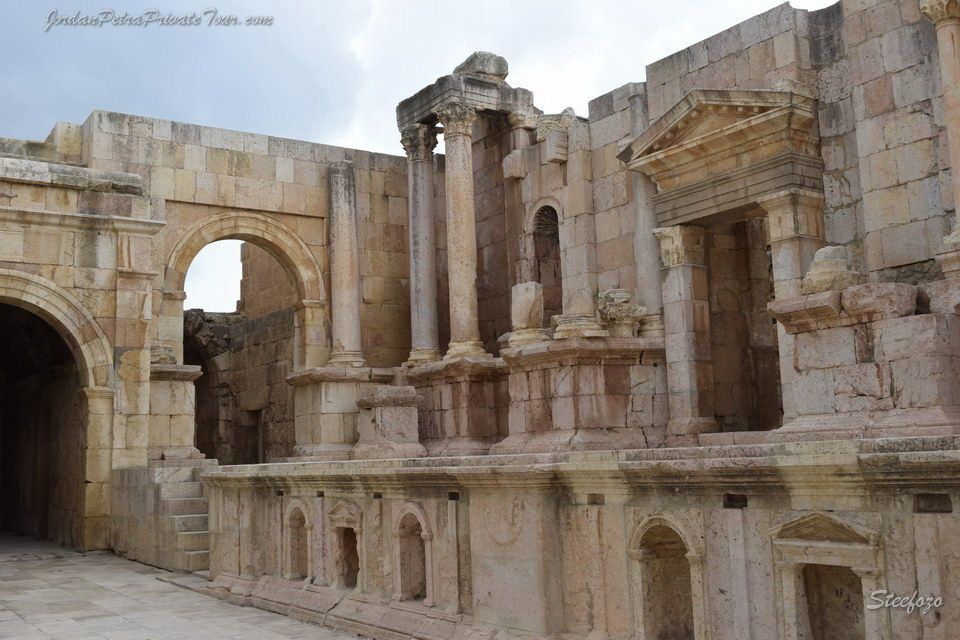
xmin=532 ymin=206 xmax=562 ymax=324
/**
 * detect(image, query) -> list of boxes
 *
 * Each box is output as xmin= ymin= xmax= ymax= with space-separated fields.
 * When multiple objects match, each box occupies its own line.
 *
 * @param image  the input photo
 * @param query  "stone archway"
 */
xmin=391 ymin=502 xmax=434 ymax=605
xmin=0 ymin=269 xmax=114 ymax=551
xmin=628 ymin=515 xmax=708 ymax=640
xmin=160 ymin=211 xmax=329 ymax=371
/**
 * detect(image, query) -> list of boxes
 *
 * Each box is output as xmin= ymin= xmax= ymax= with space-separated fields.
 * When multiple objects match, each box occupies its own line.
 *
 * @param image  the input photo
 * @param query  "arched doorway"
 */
xmin=531 ymin=206 xmax=562 ymax=323
xmin=160 ymin=213 xmax=329 ymax=463
xmin=0 ymin=304 xmax=82 ymax=546
xmin=0 ymin=269 xmax=115 ymax=551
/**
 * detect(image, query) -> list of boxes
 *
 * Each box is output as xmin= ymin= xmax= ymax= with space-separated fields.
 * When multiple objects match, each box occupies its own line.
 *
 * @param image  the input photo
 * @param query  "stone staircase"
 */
xmin=152 ymin=458 xmax=217 ymax=572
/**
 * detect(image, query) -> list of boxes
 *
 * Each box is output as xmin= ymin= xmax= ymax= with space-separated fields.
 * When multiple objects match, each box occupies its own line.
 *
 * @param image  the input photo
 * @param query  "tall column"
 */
xmin=400 ymin=124 xmax=441 ymax=364
xmin=435 ymin=101 xmax=486 ymax=358
xmin=923 ymin=0 xmax=960 ymax=211
xmin=757 ymin=189 xmax=825 ymax=423
xmin=653 ymin=225 xmax=717 ymax=443
xmin=327 ymin=160 xmax=366 ymax=367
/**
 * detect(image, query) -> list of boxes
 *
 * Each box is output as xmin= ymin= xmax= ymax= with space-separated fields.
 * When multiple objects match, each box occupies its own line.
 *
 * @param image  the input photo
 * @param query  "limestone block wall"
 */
xmin=204 ymin=442 xmax=960 ymax=640
xmin=240 ymin=243 xmax=297 ymax=318
xmin=76 ymin=110 xmax=411 ymax=368
xmin=637 ymin=1 xmax=952 ymax=281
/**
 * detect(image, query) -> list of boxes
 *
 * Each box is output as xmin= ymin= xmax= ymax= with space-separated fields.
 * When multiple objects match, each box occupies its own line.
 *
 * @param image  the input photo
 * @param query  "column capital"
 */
xmin=652 ymin=225 xmax=706 ymax=268
xmin=756 ymin=188 xmax=826 ymax=243
xmin=400 ymin=123 xmax=438 ymax=162
xmin=435 ymin=101 xmax=477 ymax=137
xmin=922 ymin=0 xmax=960 ymax=24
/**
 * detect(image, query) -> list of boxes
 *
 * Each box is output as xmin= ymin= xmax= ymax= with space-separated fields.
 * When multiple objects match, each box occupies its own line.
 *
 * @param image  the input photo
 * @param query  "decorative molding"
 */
xmin=652 ymin=225 xmax=706 ymax=268
xmin=921 ymin=0 xmax=960 ymax=23
xmin=435 ymin=102 xmax=477 ymax=138
xmin=400 ymin=124 xmax=438 ymax=162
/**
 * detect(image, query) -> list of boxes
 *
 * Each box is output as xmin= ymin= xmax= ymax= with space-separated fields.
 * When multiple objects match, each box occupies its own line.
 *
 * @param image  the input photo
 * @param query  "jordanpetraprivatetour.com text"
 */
xmin=44 ymin=9 xmax=274 ymax=32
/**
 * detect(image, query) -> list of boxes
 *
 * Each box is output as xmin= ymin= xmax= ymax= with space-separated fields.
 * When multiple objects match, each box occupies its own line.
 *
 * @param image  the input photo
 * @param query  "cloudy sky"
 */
xmin=1 ymin=0 xmax=833 ymax=310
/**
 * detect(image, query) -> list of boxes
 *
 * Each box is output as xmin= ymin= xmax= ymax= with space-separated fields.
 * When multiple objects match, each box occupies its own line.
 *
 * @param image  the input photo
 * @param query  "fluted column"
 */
xmin=401 ymin=124 xmax=441 ymax=364
xmin=923 ymin=0 xmax=960 ymax=209
xmin=327 ymin=160 xmax=366 ymax=367
xmin=436 ymin=101 xmax=486 ymax=358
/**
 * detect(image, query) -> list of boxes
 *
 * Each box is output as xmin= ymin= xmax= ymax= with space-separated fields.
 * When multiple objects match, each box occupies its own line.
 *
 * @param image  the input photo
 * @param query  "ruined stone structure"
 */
xmin=3 ymin=1 xmax=960 ymax=638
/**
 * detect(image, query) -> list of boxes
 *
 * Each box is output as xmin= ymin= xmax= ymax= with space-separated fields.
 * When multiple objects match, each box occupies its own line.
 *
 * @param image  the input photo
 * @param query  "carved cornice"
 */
xmin=400 ymin=124 xmax=438 ymax=162
xmin=435 ymin=102 xmax=477 ymax=138
xmin=922 ymin=0 xmax=960 ymax=24
xmin=652 ymin=225 xmax=706 ymax=268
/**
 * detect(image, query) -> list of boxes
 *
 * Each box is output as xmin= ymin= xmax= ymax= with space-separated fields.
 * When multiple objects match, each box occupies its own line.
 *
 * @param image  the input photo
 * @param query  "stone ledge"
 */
xmin=286 ymin=365 xmax=396 ymax=386
xmin=0 ymin=156 xmax=144 ymax=194
xmin=769 ymin=283 xmax=917 ymax=334
xmin=501 ymin=335 xmax=664 ymax=367
xmin=150 ymin=364 xmax=202 ymax=382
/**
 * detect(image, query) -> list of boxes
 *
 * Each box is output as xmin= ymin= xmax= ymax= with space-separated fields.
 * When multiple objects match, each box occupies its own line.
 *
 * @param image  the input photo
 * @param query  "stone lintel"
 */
xmin=396 ymin=73 xmax=535 ymax=130
xmin=500 ymin=336 xmax=664 ymax=368
xmin=286 ymin=366 xmax=395 ymax=386
xmin=404 ymin=354 xmax=503 ymax=384
xmin=150 ymin=363 xmax=202 ymax=382
xmin=769 ymin=283 xmax=917 ymax=334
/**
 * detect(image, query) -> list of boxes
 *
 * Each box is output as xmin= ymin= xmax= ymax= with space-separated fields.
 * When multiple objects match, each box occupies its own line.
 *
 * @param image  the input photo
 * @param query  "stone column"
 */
xmin=401 ymin=124 xmax=441 ymax=364
xmin=757 ymin=189 xmax=825 ymax=422
xmin=923 ymin=0 xmax=960 ymax=209
xmin=327 ymin=160 xmax=366 ymax=367
xmin=632 ymin=173 xmax=665 ymax=337
xmin=436 ymin=101 xmax=487 ymax=358
xmin=653 ymin=225 xmax=716 ymax=442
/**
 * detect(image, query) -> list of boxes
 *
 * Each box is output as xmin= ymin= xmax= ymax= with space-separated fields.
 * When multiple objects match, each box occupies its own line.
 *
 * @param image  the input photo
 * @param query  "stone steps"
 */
xmin=176 ymin=530 xmax=210 ymax=552
xmin=163 ymin=497 xmax=209 ymax=516
xmin=170 ymin=513 xmax=208 ymax=532
xmin=159 ymin=481 xmax=204 ymax=499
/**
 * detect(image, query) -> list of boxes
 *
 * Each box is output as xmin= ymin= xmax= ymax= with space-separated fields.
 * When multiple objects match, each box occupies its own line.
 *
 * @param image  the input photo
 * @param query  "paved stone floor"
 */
xmin=0 ymin=533 xmax=361 ymax=640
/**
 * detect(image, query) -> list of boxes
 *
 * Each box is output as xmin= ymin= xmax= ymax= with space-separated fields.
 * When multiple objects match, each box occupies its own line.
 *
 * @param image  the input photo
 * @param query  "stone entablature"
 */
xmin=619 ymin=89 xmax=821 ymax=227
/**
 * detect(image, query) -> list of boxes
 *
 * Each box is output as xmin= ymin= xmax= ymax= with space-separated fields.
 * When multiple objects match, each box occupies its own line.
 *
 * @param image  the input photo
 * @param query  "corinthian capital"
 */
xmin=435 ymin=101 xmax=477 ymax=137
xmin=400 ymin=124 xmax=438 ymax=162
xmin=652 ymin=225 xmax=706 ymax=268
xmin=922 ymin=0 xmax=960 ymax=23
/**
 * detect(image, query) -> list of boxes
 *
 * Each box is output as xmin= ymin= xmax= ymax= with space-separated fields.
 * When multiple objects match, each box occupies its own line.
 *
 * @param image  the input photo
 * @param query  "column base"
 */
xmin=445 ymin=340 xmax=487 ymax=359
xmin=291 ymin=443 xmax=354 ymax=461
xmin=665 ymin=417 xmax=718 ymax=446
xmin=553 ymin=314 xmax=609 ymax=339
xmin=639 ymin=314 xmax=665 ymax=338
xmin=327 ymin=352 xmax=367 ymax=368
xmin=507 ymin=327 xmax=552 ymax=347
xmin=405 ymin=348 xmax=441 ymax=366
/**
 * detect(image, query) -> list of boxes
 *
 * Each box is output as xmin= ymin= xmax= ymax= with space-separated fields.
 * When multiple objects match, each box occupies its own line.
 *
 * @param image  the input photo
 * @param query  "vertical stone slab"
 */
xmin=923 ymin=0 xmax=960 ymax=210
xmin=469 ymin=488 xmax=564 ymax=634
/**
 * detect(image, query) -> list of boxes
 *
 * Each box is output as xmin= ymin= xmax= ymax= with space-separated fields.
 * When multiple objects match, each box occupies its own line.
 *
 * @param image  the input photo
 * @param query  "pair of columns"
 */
xmin=401 ymin=101 xmax=487 ymax=364
xmin=654 ymin=189 xmax=824 ymax=440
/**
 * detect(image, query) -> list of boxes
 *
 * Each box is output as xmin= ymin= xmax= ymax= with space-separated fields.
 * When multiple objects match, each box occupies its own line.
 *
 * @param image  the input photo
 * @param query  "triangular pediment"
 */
xmin=617 ymin=88 xmax=816 ymax=167
xmin=327 ymin=500 xmax=362 ymax=528
xmin=773 ymin=512 xmax=873 ymax=545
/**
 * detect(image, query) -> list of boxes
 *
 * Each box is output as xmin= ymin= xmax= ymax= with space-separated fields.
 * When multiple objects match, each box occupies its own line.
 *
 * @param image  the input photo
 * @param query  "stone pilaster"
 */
xmin=757 ymin=188 xmax=826 ymax=422
xmin=327 ymin=160 xmax=366 ymax=367
xmin=401 ymin=124 xmax=441 ymax=364
xmin=653 ymin=225 xmax=717 ymax=442
xmin=632 ymin=172 xmax=665 ymax=338
xmin=923 ymin=0 xmax=960 ymax=211
xmin=436 ymin=101 xmax=487 ymax=358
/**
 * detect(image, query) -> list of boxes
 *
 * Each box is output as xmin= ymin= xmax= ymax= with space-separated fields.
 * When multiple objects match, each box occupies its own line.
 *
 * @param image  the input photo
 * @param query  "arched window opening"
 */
xmin=0 ymin=304 xmax=82 ymax=547
xmin=638 ymin=524 xmax=695 ymax=640
xmin=339 ymin=527 xmax=360 ymax=589
xmin=802 ymin=564 xmax=865 ymax=640
xmin=396 ymin=513 xmax=427 ymax=601
xmin=532 ymin=206 xmax=562 ymax=323
xmin=286 ymin=507 xmax=309 ymax=580
xmin=182 ymin=240 xmax=298 ymax=464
